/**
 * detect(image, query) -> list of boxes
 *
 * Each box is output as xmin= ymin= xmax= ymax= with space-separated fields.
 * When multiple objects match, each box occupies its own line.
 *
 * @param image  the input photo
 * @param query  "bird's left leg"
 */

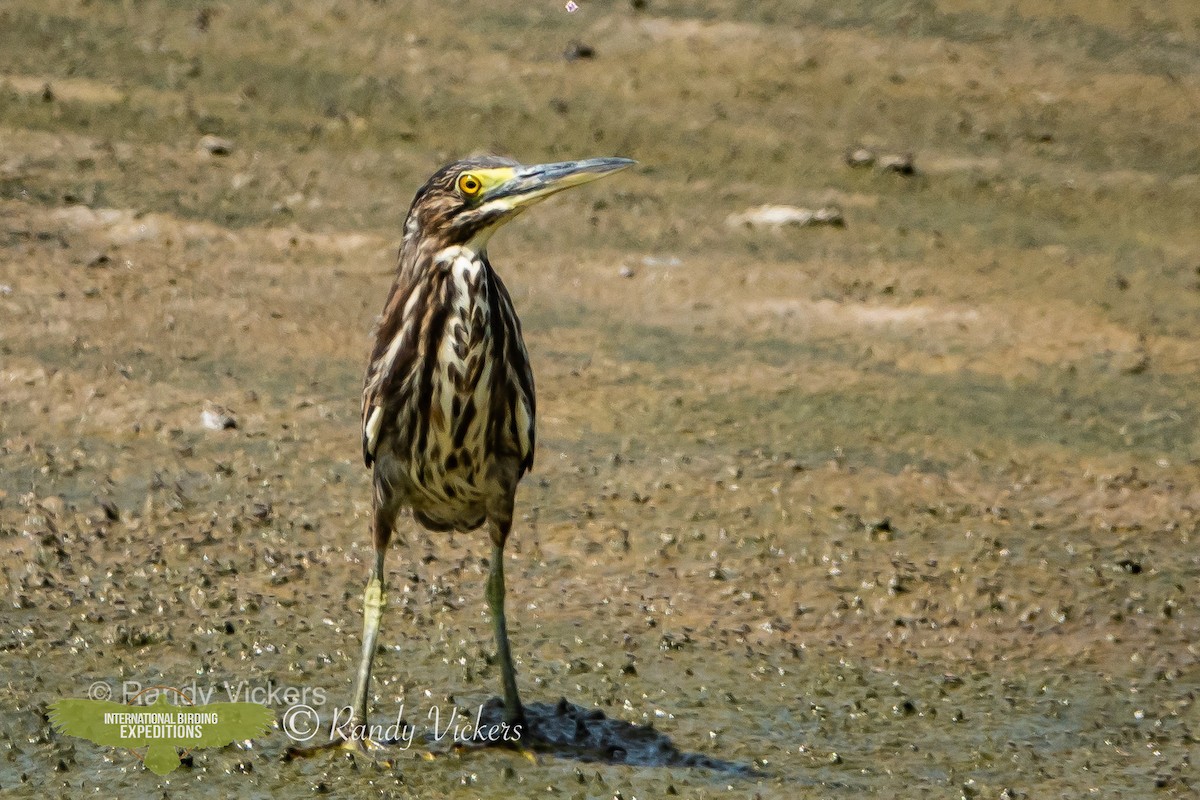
xmin=486 ymin=518 xmax=525 ymax=731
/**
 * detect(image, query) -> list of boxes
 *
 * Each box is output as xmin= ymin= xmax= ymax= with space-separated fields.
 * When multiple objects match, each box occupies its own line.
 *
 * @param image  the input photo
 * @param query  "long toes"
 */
xmin=283 ymin=737 xmax=357 ymax=760
xmin=283 ymin=735 xmax=397 ymax=762
xmin=284 ymin=719 xmax=402 ymax=760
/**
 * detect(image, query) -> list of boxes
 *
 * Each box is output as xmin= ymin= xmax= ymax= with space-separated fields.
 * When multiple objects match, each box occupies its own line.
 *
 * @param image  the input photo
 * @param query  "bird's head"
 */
xmin=402 ymin=155 xmax=635 ymax=254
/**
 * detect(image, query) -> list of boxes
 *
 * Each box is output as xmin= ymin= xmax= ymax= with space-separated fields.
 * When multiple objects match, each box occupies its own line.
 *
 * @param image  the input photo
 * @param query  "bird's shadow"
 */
xmin=454 ymin=697 xmax=761 ymax=776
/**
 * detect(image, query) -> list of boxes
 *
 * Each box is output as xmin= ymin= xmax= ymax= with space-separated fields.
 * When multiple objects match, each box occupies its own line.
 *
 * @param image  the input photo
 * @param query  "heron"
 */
xmin=340 ymin=155 xmax=634 ymax=748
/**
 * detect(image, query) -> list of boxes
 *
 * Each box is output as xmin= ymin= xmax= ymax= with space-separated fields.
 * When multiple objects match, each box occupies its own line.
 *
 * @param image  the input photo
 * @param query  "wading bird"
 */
xmin=341 ymin=155 xmax=634 ymax=747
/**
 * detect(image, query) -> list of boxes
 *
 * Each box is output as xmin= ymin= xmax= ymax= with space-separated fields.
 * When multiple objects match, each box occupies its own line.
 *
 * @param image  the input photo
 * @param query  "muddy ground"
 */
xmin=2 ymin=1 xmax=1199 ymax=797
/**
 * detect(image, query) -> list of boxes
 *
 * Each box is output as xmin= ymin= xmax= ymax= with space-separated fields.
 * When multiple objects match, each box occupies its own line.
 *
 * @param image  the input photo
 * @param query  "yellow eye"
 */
xmin=458 ymin=173 xmax=482 ymax=196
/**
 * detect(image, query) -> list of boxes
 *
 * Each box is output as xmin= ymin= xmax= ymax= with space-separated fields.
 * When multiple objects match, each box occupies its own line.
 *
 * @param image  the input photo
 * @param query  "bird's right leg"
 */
xmin=286 ymin=505 xmax=394 ymax=759
xmin=338 ymin=499 xmax=394 ymax=747
xmin=346 ymin=544 xmax=387 ymax=738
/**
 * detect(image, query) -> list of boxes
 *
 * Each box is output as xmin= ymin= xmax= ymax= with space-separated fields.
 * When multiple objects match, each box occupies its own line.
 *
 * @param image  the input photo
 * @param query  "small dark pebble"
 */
xmin=195 ymin=7 xmax=215 ymax=32
xmin=198 ymin=134 xmax=233 ymax=156
xmin=1118 ymin=559 xmax=1142 ymax=574
xmin=98 ymin=498 xmax=120 ymax=521
xmin=564 ymin=40 xmax=595 ymax=61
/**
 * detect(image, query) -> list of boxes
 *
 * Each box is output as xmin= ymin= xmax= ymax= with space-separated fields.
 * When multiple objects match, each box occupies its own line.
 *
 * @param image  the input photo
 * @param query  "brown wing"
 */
xmin=362 ymin=275 xmax=424 ymax=468
xmin=488 ymin=264 xmax=536 ymax=476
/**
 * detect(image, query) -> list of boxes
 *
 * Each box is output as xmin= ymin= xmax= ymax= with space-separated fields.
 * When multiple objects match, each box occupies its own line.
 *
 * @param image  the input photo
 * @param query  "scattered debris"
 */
xmin=1 ymin=75 xmax=122 ymax=104
xmin=251 ymin=502 xmax=273 ymax=523
xmin=877 ymin=152 xmax=916 ymax=175
xmin=195 ymin=6 xmax=216 ymax=32
xmin=844 ymin=147 xmax=875 ymax=168
xmin=198 ymin=135 xmax=234 ymax=156
xmin=844 ymin=147 xmax=916 ymax=175
xmin=1117 ymin=337 xmax=1151 ymax=375
xmin=201 ymin=402 xmax=238 ymax=431
xmin=563 ymin=40 xmax=595 ymax=61
xmin=1117 ymin=558 xmax=1143 ymax=575
xmin=725 ymin=205 xmax=845 ymax=230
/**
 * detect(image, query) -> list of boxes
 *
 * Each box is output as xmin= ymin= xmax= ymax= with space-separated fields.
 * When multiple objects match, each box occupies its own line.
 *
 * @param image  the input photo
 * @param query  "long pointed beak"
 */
xmin=485 ymin=157 xmax=635 ymax=208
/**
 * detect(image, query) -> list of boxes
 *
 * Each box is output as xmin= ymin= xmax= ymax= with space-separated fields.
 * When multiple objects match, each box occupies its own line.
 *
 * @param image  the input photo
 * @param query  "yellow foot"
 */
xmin=517 ymin=744 xmax=541 ymax=765
xmin=447 ymin=736 xmax=541 ymax=765
xmin=283 ymin=726 xmax=398 ymax=762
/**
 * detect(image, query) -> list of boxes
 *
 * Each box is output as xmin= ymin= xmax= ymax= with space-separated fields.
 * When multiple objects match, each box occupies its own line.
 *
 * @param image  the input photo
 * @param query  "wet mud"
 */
xmin=468 ymin=698 xmax=756 ymax=774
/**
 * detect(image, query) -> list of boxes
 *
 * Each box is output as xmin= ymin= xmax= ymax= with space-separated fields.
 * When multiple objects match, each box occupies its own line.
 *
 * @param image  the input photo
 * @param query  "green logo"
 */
xmin=49 ymin=690 xmax=274 ymax=775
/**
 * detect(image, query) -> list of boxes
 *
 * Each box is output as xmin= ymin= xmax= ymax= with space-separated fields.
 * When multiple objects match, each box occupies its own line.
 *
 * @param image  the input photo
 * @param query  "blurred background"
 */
xmin=1 ymin=1 xmax=1198 ymax=797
